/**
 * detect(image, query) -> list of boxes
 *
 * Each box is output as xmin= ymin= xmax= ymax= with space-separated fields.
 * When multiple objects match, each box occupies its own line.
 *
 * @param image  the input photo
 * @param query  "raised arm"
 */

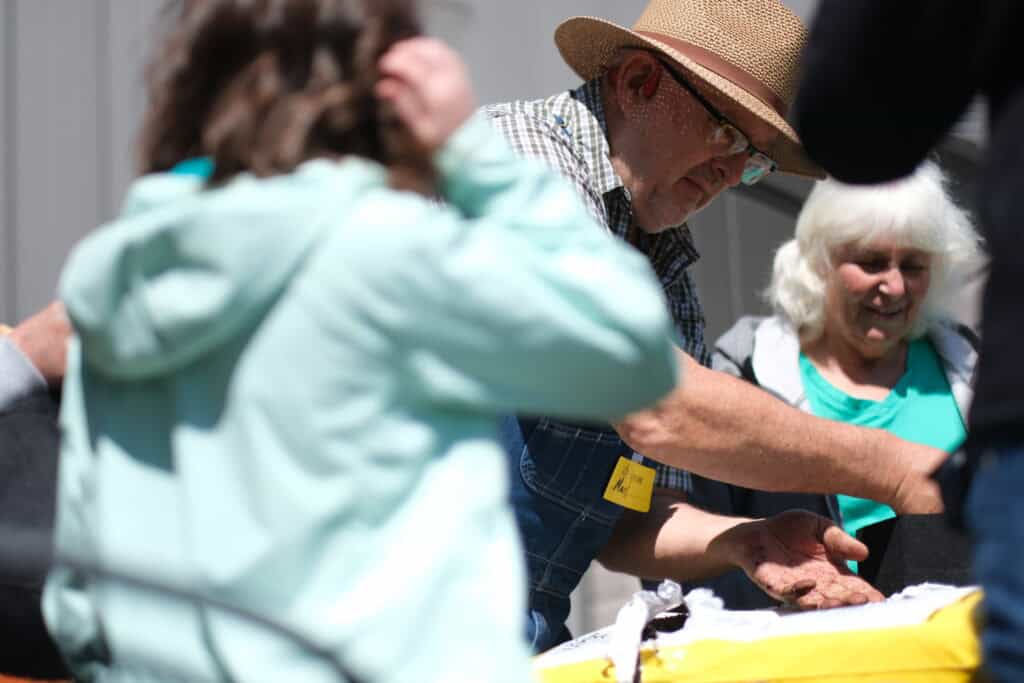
xmin=365 ymin=38 xmax=678 ymax=421
xmin=615 ymin=349 xmax=945 ymax=513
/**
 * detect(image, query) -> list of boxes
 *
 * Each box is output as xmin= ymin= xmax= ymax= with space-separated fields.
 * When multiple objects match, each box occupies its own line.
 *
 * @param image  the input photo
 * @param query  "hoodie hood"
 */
xmin=60 ymin=159 xmax=386 ymax=380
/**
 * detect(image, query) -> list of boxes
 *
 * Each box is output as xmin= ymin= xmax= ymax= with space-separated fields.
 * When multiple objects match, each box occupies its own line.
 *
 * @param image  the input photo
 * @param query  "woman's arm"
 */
xmin=366 ymin=39 xmax=678 ymax=421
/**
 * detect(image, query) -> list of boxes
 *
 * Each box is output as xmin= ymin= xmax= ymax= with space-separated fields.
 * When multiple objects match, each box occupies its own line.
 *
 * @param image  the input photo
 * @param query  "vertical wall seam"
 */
xmin=725 ymin=195 xmax=744 ymax=322
xmin=96 ymin=0 xmax=112 ymax=223
xmin=3 ymin=1 xmax=17 ymax=320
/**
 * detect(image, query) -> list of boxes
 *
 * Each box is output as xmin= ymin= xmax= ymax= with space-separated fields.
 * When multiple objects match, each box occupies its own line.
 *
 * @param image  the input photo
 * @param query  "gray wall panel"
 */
xmin=433 ymin=1 xmax=645 ymax=106
xmin=105 ymin=0 xmax=166 ymax=215
xmin=12 ymin=0 xmax=104 ymax=319
xmin=731 ymin=194 xmax=797 ymax=319
xmin=1 ymin=1 xmax=11 ymax=323
xmin=689 ymin=191 xmax=796 ymax=347
xmin=687 ymin=199 xmax=736 ymax=345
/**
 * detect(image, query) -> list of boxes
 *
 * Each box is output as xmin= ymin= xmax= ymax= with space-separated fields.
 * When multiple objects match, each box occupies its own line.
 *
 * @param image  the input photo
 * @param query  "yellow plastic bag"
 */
xmin=535 ymin=587 xmax=983 ymax=683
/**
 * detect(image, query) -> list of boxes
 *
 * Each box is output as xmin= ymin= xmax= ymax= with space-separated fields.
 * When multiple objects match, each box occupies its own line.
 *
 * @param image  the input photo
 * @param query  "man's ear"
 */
xmin=641 ymin=67 xmax=661 ymax=97
xmin=612 ymin=51 xmax=661 ymax=110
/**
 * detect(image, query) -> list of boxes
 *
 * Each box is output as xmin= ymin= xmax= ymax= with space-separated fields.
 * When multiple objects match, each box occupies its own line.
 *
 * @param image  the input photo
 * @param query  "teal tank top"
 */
xmin=799 ymin=337 xmax=966 ymax=569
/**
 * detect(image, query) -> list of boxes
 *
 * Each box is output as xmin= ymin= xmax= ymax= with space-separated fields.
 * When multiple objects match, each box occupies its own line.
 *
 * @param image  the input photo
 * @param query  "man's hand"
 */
xmin=8 ymin=301 xmax=72 ymax=388
xmin=713 ymin=510 xmax=884 ymax=609
xmin=889 ymin=449 xmax=946 ymax=514
xmin=376 ymin=37 xmax=476 ymax=154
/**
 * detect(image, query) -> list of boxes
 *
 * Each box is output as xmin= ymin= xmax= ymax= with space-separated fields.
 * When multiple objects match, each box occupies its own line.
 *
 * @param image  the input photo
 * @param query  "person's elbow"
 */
xmin=614 ymin=346 xmax=692 ymax=452
xmin=612 ymin=400 xmax=675 ymax=461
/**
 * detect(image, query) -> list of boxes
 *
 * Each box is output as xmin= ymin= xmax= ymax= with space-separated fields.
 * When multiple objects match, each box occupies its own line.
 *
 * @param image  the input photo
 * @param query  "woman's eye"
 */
xmin=857 ymin=260 xmax=887 ymax=273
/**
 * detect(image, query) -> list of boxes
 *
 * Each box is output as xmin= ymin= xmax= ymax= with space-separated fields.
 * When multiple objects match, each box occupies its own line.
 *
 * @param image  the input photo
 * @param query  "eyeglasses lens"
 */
xmin=708 ymin=124 xmax=747 ymax=156
xmin=741 ymin=153 xmax=775 ymax=185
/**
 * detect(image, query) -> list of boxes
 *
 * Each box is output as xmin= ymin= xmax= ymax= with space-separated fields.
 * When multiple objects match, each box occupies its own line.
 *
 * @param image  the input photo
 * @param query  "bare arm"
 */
xmin=599 ymin=489 xmax=883 ymax=609
xmin=599 ymin=490 xmax=742 ymax=581
xmin=615 ymin=349 xmax=945 ymax=513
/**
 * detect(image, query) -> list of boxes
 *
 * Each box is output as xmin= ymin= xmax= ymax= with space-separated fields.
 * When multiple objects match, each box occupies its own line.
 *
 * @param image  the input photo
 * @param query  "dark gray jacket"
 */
xmin=0 ymin=338 xmax=68 ymax=678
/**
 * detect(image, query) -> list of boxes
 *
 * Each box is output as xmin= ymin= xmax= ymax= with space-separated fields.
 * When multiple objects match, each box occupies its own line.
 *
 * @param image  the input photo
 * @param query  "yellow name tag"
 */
xmin=603 ymin=455 xmax=655 ymax=512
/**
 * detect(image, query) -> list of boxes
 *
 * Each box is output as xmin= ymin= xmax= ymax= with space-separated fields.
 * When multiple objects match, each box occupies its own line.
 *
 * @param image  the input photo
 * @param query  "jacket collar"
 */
xmin=751 ymin=317 xmax=977 ymax=420
xmin=928 ymin=323 xmax=977 ymax=420
xmin=751 ymin=316 xmax=807 ymax=408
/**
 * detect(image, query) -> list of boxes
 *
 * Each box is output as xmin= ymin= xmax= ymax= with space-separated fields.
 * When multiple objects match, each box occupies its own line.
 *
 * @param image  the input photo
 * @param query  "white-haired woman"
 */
xmin=690 ymin=160 xmax=985 ymax=608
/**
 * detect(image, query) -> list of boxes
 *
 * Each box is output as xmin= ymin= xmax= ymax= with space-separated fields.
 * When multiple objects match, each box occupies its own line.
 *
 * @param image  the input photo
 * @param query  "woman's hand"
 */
xmin=714 ymin=509 xmax=885 ymax=609
xmin=376 ymin=37 xmax=476 ymax=154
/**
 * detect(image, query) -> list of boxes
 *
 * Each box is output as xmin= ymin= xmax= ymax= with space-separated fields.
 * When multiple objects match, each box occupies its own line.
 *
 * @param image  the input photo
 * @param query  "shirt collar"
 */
xmin=564 ymin=79 xmax=624 ymax=197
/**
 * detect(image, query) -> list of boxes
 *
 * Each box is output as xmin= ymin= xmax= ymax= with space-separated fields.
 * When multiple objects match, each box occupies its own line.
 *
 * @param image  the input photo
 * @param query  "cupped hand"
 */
xmin=725 ymin=510 xmax=885 ymax=609
xmin=375 ymin=37 xmax=476 ymax=153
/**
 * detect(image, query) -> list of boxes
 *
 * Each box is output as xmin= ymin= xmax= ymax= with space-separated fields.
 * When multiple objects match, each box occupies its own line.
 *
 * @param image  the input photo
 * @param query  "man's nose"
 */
xmin=711 ymin=153 xmax=746 ymax=188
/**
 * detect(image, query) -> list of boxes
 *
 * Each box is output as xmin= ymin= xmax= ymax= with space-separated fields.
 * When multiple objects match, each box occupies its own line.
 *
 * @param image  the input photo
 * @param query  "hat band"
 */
xmin=635 ymin=30 xmax=787 ymax=117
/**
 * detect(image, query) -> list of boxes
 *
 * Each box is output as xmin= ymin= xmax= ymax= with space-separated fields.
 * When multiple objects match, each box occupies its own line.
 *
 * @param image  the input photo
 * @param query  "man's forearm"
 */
xmin=602 ymin=491 xmax=884 ymax=608
xmin=598 ymin=491 xmax=749 ymax=581
xmin=615 ymin=350 xmax=945 ymax=512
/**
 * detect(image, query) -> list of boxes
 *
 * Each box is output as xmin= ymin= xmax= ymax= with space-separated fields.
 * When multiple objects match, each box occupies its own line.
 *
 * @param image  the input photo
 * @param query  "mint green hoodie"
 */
xmin=44 ymin=115 xmax=677 ymax=682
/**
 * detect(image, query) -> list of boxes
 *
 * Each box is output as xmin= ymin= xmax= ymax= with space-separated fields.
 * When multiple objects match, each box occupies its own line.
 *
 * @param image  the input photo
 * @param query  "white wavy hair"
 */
xmin=768 ymin=160 xmax=985 ymax=341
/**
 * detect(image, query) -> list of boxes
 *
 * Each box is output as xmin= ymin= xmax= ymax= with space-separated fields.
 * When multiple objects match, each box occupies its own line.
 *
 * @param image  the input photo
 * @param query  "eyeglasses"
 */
xmin=653 ymin=57 xmax=777 ymax=186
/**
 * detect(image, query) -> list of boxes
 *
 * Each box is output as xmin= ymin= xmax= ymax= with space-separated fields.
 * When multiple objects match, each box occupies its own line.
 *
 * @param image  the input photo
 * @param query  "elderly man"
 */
xmin=485 ymin=0 xmax=947 ymax=652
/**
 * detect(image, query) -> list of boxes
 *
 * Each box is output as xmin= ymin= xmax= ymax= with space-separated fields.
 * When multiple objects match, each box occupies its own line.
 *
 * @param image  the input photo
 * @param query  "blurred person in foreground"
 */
xmin=484 ymin=0 xmax=942 ymax=651
xmin=794 ymin=2 xmax=1024 ymax=679
xmin=688 ymin=161 xmax=984 ymax=608
xmin=39 ymin=0 xmax=686 ymax=680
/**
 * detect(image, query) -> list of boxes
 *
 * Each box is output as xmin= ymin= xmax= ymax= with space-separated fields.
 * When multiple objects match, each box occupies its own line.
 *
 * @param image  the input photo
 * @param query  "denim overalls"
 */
xmin=500 ymin=415 xmax=646 ymax=652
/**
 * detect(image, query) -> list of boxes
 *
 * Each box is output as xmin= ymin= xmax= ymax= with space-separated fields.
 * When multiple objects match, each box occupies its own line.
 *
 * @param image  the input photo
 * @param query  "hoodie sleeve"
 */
xmin=336 ymin=115 xmax=678 ymax=422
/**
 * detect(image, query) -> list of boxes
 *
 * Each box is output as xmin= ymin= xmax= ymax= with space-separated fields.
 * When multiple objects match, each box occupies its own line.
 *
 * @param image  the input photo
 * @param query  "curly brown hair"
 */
xmin=139 ymin=0 xmax=433 ymax=190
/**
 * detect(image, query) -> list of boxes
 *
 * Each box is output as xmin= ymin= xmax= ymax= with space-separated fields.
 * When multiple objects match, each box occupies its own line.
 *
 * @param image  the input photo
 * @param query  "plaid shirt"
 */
xmin=483 ymin=79 xmax=706 ymax=492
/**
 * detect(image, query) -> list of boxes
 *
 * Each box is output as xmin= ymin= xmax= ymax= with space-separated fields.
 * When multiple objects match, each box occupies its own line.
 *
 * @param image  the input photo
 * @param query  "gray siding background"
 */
xmin=2 ymin=0 xmax=163 ymax=321
xmin=0 ymin=0 xmax=983 ymax=636
xmin=0 ymin=0 xmax=829 ymax=324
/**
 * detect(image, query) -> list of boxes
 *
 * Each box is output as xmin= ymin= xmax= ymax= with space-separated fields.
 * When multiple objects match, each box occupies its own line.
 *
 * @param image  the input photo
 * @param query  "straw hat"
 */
xmin=554 ymin=0 xmax=824 ymax=179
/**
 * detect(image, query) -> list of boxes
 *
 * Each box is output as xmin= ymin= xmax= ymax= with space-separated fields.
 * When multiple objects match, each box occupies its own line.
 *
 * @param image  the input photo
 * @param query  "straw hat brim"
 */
xmin=555 ymin=16 xmax=824 ymax=179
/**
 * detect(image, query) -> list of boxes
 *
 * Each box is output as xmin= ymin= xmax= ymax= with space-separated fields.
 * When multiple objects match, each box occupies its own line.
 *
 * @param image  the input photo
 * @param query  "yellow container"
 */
xmin=536 ymin=590 xmax=983 ymax=683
